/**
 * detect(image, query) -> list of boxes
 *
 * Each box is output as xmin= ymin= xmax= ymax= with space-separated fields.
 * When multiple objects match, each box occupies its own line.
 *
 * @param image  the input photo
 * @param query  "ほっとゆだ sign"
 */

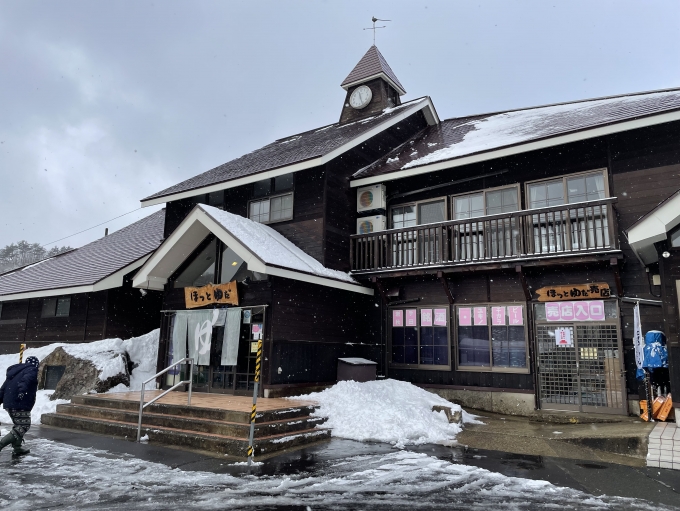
xmin=184 ymin=281 xmax=238 ymax=309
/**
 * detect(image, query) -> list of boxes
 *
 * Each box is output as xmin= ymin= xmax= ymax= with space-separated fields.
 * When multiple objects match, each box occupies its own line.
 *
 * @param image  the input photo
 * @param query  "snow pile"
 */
xmin=0 ymin=330 xmax=159 ymax=425
xmin=294 ymin=379 xmax=479 ymax=448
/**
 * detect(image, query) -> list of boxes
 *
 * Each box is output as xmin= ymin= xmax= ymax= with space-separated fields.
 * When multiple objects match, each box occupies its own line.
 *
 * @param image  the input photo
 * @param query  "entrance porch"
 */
xmin=41 ymin=391 xmax=330 ymax=459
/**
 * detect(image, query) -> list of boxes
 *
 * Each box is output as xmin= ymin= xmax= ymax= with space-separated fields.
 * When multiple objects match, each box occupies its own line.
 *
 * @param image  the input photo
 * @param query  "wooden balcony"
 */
xmin=350 ymin=198 xmax=619 ymax=274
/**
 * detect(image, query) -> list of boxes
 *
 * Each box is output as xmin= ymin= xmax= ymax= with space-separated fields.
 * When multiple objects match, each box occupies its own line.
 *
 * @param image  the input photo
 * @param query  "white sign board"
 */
xmin=555 ymin=327 xmax=573 ymax=347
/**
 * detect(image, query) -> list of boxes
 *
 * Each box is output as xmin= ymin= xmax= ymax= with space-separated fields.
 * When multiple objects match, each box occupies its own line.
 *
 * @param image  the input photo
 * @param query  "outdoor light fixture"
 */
xmin=663 ymin=251 xmax=671 ymax=258
xmin=139 ymin=289 xmax=147 ymax=296
xmin=231 ymin=261 xmax=238 ymax=266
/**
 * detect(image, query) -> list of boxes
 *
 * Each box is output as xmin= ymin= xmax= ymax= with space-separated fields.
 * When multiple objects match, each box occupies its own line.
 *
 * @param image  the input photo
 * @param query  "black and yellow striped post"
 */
xmin=247 ymin=339 xmax=263 ymax=465
xmin=19 ymin=343 xmax=26 ymax=363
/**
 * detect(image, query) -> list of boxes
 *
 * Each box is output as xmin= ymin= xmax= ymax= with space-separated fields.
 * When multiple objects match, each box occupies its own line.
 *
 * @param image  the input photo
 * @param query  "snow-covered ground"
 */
xmin=294 ymin=379 xmax=481 ymax=448
xmin=0 ymin=438 xmax=657 ymax=510
xmin=0 ymin=330 xmax=159 ymax=425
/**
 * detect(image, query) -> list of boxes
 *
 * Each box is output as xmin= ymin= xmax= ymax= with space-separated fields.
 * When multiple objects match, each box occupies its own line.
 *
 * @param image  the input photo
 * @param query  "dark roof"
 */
xmin=353 ymin=88 xmax=680 ymax=181
xmin=0 ymin=209 xmax=165 ymax=297
xmin=142 ymin=98 xmax=427 ymax=203
xmin=340 ymin=45 xmax=406 ymax=95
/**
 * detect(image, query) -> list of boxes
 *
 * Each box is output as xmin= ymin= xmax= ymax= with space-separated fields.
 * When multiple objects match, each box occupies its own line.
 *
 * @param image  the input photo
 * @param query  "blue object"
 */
xmin=642 ymin=330 xmax=668 ymax=370
xmin=0 ymin=363 xmax=39 ymax=411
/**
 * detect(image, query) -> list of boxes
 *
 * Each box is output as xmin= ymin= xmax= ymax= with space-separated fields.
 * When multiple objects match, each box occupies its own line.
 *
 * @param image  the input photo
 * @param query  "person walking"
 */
xmin=0 ymin=356 xmax=40 ymax=456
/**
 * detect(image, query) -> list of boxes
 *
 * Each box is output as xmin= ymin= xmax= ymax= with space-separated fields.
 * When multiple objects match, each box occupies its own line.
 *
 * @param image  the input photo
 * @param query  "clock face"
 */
xmin=349 ymin=85 xmax=372 ymax=110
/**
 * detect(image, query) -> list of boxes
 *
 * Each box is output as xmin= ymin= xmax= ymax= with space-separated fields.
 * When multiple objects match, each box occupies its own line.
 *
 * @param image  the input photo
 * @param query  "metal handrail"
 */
xmin=137 ymin=357 xmax=194 ymax=442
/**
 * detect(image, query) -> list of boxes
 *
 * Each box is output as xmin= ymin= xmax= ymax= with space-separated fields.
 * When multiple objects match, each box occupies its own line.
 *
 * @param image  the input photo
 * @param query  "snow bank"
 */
xmin=293 ymin=379 xmax=479 ymax=448
xmin=0 ymin=329 xmax=159 ymax=425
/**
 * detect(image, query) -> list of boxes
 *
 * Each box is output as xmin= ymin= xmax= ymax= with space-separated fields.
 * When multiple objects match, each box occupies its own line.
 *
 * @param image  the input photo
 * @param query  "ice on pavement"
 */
xmin=0 ymin=438 xmax=656 ymax=510
xmin=0 ymin=330 xmax=159 ymax=425
xmin=294 ymin=379 xmax=481 ymax=448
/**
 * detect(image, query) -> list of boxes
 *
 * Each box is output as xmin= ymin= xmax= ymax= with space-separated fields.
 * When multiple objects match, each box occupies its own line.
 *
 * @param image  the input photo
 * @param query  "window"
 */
xmin=526 ymin=169 xmax=610 ymax=252
xmin=456 ymin=304 xmax=528 ymax=372
xmin=671 ymin=226 xmax=680 ymax=248
xmin=390 ymin=306 xmax=450 ymax=368
xmin=390 ymin=199 xmax=446 ymax=265
xmin=452 ymin=185 xmax=519 ymax=220
xmin=174 ymin=238 xmax=217 ymax=288
xmin=249 ymin=193 xmax=293 ymax=223
xmin=207 ymin=191 xmax=224 ymax=209
xmin=41 ymin=296 xmax=71 ymax=318
xmin=390 ymin=198 xmax=446 ymax=228
xmin=220 ymin=245 xmax=247 ymax=283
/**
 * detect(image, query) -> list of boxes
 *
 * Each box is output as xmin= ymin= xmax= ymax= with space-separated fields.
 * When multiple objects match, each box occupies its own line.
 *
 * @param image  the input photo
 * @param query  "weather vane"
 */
xmin=363 ymin=16 xmax=391 ymax=46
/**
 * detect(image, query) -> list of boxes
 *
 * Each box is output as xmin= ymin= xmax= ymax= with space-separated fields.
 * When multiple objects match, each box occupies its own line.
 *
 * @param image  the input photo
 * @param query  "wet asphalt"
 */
xmin=30 ymin=424 xmax=680 ymax=509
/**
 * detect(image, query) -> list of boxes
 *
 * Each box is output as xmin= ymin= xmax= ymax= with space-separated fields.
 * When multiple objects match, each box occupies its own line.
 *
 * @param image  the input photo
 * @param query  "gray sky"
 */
xmin=1 ymin=1 xmax=679 ymax=249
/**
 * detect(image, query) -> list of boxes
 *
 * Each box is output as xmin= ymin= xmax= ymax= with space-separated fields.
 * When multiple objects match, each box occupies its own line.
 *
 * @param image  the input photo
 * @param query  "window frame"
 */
xmin=248 ymin=191 xmax=295 ymax=225
xmin=41 ymin=296 xmax=71 ymax=318
xmin=454 ymin=302 xmax=530 ymax=374
xmin=524 ymin=168 xmax=610 ymax=210
xmin=388 ymin=304 xmax=451 ymax=371
xmin=450 ymin=183 xmax=521 ymax=220
xmin=389 ymin=195 xmax=448 ymax=229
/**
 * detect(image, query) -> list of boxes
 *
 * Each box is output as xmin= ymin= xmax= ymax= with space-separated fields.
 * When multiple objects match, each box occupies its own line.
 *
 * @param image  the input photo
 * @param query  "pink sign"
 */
xmin=459 ymin=308 xmax=471 ymax=326
xmin=392 ymin=310 xmax=403 ymax=327
xmin=434 ymin=309 xmax=447 ymax=326
xmin=405 ymin=309 xmax=417 ymax=327
xmin=589 ymin=301 xmax=605 ymax=321
xmin=421 ymin=309 xmax=433 ymax=327
xmin=545 ymin=300 xmax=606 ymax=322
xmin=508 ymin=306 xmax=524 ymax=325
xmin=491 ymin=306 xmax=506 ymax=326
xmin=474 ymin=307 xmax=487 ymax=326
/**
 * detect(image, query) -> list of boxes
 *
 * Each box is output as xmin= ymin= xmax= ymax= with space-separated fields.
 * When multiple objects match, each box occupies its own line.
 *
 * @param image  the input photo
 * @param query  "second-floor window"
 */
xmin=527 ymin=169 xmax=607 ymax=209
xmin=390 ymin=198 xmax=446 ymax=228
xmin=249 ymin=173 xmax=294 ymax=224
xmin=452 ymin=185 xmax=519 ymax=219
xmin=41 ymin=296 xmax=71 ymax=318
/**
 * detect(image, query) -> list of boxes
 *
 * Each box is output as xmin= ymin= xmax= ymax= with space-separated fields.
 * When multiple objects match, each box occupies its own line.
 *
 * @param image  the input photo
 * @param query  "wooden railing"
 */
xmin=350 ymin=197 xmax=618 ymax=273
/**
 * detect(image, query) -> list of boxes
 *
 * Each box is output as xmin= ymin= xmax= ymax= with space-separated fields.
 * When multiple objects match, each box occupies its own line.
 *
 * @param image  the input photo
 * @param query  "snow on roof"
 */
xmin=353 ymin=88 xmax=680 ymax=180
xmin=199 ymin=205 xmax=357 ymax=284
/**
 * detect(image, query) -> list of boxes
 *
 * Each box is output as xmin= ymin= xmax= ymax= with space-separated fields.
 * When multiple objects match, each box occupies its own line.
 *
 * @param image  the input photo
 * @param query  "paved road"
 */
xmin=0 ymin=425 xmax=676 ymax=510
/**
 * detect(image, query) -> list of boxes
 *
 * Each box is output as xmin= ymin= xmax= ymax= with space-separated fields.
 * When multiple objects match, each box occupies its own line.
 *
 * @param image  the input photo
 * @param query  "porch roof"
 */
xmin=626 ymin=189 xmax=680 ymax=265
xmin=132 ymin=204 xmax=373 ymax=295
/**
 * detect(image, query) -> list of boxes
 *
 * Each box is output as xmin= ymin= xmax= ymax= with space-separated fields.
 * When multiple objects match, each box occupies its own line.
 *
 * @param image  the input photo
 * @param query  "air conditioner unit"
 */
xmin=357 ymin=215 xmax=386 ymax=234
xmin=357 ymin=184 xmax=386 ymax=212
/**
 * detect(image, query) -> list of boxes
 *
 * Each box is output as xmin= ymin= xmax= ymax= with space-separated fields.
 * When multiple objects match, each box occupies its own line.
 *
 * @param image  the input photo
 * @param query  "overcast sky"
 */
xmin=1 ymin=1 xmax=679 ymax=250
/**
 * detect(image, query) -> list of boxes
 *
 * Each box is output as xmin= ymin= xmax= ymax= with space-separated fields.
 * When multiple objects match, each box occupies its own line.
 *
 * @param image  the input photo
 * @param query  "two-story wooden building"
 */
xmin=133 ymin=44 xmax=680 ymax=417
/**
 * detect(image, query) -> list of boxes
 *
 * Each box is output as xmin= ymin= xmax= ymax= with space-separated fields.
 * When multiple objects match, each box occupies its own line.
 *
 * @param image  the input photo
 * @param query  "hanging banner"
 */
xmin=555 ymin=327 xmax=573 ymax=347
xmin=421 ymin=309 xmax=433 ymax=327
xmin=491 ymin=306 xmax=506 ymax=326
xmin=459 ymin=308 xmax=471 ymax=326
xmin=392 ymin=310 xmax=403 ymax=327
xmin=633 ymin=302 xmax=644 ymax=377
xmin=545 ymin=300 xmax=606 ymax=322
xmin=185 ymin=281 xmax=238 ymax=309
xmin=434 ymin=309 xmax=447 ymax=327
xmin=535 ymin=282 xmax=610 ymax=301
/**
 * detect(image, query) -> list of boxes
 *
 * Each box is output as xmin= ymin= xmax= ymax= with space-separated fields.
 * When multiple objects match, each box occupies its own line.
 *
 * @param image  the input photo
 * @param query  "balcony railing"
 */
xmin=350 ymin=197 xmax=618 ymax=273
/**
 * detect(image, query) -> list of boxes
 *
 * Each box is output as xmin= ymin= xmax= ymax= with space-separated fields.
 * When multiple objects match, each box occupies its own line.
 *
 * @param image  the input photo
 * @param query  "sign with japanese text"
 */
xmin=555 ymin=327 xmax=573 ymax=347
xmin=491 ymin=306 xmax=506 ymax=326
xmin=474 ymin=307 xmax=487 ymax=326
xmin=508 ymin=306 xmax=524 ymax=326
xmin=536 ymin=283 xmax=610 ymax=302
xmin=421 ymin=309 xmax=433 ymax=327
xmin=545 ymin=300 xmax=606 ymax=322
xmin=405 ymin=310 xmax=417 ymax=327
xmin=184 ymin=281 xmax=238 ymax=309
xmin=392 ymin=310 xmax=403 ymax=327
xmin=434 ymin=309 xmax=447 ymax=327
xmin=459 ymin=308 xmax=471 ymax=326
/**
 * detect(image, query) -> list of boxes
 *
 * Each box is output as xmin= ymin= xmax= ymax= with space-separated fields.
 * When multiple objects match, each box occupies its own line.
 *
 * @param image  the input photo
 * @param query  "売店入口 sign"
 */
xmin=535 ymin=283 xmax=610 ymax=302
xmin=184 ymin=281 xmax=238 ymax=309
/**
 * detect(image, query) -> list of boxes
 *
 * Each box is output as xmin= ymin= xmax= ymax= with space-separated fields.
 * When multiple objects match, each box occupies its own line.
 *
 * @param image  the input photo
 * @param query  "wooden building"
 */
xmin=0 ymin=210 xmax=165 ymax=354
xmin=135 ymin=45 xmax=680 ymax=416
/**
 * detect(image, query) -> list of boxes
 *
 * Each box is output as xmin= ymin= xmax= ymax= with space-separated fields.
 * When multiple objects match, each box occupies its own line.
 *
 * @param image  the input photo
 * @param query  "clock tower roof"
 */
xmin=340 ymin=45 xmax=406 ymax=96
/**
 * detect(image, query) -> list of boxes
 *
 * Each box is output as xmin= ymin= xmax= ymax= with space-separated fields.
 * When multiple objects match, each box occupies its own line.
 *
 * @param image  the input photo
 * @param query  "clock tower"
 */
xmin=339 ymin=45 xmax=406 ymax=124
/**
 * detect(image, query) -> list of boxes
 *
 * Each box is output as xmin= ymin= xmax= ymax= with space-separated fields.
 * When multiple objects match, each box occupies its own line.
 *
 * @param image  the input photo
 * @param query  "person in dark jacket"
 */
xmin=0 ymin=356 xmax=39 ymax=456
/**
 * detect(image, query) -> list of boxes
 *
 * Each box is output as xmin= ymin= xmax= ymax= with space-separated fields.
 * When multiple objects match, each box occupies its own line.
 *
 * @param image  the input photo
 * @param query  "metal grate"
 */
xmin=537 ymin=325 xmax=578 ymax=405
xmin=537 ymin=323 xmax=623 ymax=412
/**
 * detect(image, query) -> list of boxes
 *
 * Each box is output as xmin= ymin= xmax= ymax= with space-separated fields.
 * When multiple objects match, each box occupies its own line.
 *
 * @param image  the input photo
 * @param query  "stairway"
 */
xmin=41 ymin=394 xmax=330 ymax=458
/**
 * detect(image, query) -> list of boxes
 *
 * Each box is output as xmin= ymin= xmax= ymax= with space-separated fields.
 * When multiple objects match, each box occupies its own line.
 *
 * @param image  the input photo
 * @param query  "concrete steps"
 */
xmin=41 ymin=395 xmax=330 ymax=458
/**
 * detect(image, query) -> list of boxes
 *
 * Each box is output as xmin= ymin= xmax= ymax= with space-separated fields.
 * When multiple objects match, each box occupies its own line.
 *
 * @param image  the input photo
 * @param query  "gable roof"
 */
xmin=141 ymin=97 xmax=436 ymax=207
xmin=351 ymin=88 xmax=680 ymax=186
xmin=132 ymin=205 xmax=373 ymax=295
xmin=340 ymin=45 xmax=406 ymax=96
xmin=626 ymin=188 xmax=680 ymax=265
xmin=0 ymin=209 xmax=166 ymax=301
